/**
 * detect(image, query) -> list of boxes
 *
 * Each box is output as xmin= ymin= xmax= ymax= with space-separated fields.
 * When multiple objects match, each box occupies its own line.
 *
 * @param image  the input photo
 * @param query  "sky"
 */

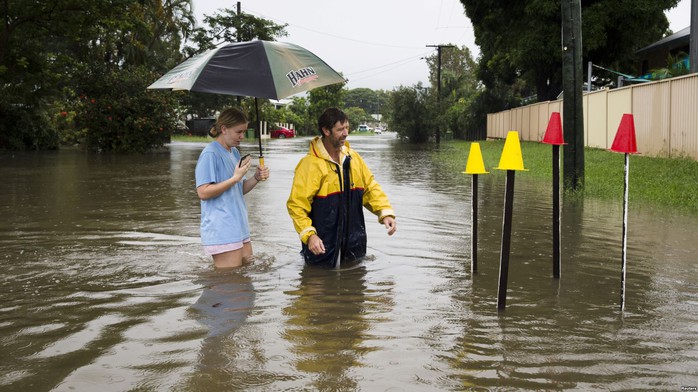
xmin=191 ymin=0 xmax=693 ymax=92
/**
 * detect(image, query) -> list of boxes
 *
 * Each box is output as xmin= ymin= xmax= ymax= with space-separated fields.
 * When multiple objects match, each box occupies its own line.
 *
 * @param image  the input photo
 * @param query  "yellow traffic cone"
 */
xmin=495 ymin=131 xmax=528 ymax=171
xmin=463 ymin=142 xmax=489 ymax=174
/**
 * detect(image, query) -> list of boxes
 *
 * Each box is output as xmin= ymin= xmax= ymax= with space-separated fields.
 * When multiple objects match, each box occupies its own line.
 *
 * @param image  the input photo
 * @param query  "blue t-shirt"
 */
xmin=194 ymin=142 xmax=249 ymax=246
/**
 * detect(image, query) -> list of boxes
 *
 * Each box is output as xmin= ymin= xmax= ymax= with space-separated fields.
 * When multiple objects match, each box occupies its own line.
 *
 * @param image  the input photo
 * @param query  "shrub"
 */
xmin=69 ymin=66 xmax=181 ymax=152
xmin=0 ymin=102 xmax=59 ymax=150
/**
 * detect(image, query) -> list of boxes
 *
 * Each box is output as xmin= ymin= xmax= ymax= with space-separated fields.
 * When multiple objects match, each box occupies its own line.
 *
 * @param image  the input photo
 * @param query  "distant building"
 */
xmin=270 ymin=98 xmax=293 ymax=110
xmin=635 ymin=26 xmax=690 ymax=77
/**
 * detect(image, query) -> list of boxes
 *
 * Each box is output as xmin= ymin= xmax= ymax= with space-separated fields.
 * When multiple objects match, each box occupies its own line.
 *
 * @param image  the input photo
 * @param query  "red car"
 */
xmin=270 ymin=126 xmax=295 ymax=138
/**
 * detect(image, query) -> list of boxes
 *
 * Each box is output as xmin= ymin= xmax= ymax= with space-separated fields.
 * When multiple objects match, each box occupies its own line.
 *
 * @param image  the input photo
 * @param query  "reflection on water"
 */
xmin=1 ymin=136 xmax=697 ymax=391
xmin=280 ymin=264 xmax=394 ymax=391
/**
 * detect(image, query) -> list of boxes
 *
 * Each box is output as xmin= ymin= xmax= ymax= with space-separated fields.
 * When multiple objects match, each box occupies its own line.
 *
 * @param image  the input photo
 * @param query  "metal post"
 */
xmin=620 ymin=153 xmax=629 ymax=311
xmin=587 ymin=61 xmax=592 ymax=92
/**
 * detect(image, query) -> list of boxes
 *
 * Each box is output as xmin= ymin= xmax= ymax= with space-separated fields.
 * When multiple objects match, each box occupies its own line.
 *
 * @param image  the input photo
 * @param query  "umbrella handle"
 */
xmin=258 ymin=155 xmax=266 ymax=181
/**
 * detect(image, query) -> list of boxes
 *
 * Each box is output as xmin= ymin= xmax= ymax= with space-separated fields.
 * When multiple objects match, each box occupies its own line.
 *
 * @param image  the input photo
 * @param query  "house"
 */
xmin=635 ymin=26 xmax=691 ymax=76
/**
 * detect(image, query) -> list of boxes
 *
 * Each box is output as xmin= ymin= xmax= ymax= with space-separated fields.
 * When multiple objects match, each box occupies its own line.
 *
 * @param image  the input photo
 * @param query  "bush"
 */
xmin=390 ymin=84 xmax=433 ymax=143
xmin=68 ymin=66 xmax=181 ymax=152
xmin=0 ymin=102 xmax=59 ymax=150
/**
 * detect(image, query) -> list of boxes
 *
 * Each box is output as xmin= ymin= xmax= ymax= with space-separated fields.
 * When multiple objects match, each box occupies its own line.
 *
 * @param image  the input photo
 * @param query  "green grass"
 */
xmin=438 ymin=139 xmax=698 ymax=214
xmin=172 ymin=134 xmax=258 ymax=143
xmin=172 ymin=135 xmax=210 ymax=143
xmin=171 ymin=134 xmax=697 ymax=214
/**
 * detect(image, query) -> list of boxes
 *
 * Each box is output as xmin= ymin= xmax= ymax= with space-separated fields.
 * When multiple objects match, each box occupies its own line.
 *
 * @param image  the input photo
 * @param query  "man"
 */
xmin=287 ymin=108 xmax=396 ymax=268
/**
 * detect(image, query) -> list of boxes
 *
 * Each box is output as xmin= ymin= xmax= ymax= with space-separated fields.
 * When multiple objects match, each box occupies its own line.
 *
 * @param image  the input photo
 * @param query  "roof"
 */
xmin=636 ymin=27 xmax=690 ymax=55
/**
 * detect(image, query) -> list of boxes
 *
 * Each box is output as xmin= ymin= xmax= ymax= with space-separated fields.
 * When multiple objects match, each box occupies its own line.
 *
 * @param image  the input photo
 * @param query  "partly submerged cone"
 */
xmin=610 ymin=113 xmax=638 ymax=154
xmin=496 ymin=131 xmax=528 ymax=171
xmin=463 ymin=142 xmax=489 ymax=174
xmin=542 ymin=112 xmax=565 ymax=145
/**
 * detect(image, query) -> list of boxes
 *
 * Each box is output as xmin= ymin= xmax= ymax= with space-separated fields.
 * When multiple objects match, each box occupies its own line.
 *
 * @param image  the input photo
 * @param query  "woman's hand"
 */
xmin=255 ymin=165 xmax=270 ymax=181
xmin=233 ymin=155 xmax=252 ymax=182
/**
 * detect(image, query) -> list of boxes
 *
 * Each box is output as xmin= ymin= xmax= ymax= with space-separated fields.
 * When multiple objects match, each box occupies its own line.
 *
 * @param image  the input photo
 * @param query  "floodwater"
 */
xmin=1 ymin=134 xmax=697 ymax=391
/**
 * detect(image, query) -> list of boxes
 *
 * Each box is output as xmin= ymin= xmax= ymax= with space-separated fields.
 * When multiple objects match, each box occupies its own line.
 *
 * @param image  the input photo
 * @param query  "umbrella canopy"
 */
xmin=147 ymin=40 xmax=345 ymax=100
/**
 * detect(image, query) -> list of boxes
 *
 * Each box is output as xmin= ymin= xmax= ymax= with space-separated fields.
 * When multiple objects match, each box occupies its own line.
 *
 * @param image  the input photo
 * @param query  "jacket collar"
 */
xmin=309 ymin=136 xmax=350 ymax=163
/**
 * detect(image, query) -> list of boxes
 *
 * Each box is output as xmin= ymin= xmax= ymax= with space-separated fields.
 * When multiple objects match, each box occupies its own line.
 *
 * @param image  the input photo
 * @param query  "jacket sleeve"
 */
xmin=356 ymin=153 xmax=395 ymax=223
xmin=286 ymin=157 xmax=321 ymax=244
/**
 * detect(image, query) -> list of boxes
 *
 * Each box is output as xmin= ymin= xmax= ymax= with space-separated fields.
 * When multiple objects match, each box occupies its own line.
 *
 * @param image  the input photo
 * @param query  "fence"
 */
xmin=486 ymin=73 xmax=698 ymax=160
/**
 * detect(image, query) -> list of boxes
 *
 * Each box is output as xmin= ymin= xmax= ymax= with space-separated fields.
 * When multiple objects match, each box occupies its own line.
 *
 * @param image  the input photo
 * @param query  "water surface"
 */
xmin=1 ymin=135 xmax=697 ymax=391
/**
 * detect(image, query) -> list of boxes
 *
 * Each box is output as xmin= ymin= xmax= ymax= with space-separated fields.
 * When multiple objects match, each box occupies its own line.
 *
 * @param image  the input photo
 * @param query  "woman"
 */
xmin=194 ymin=108 xmax=270 ymax=268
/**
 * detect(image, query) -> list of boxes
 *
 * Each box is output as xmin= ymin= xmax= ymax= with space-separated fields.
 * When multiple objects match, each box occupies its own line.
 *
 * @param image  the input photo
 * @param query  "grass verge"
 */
xmin=171 ymin=134 xmax=697 ymax=214
xmin=172 ymin=135 xmax=211 ymax=143
xmin=438 ymin=139 xmax=698 ymax=214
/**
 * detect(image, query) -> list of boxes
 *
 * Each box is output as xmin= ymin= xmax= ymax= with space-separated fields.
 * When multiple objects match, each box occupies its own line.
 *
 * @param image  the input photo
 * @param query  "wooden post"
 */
xmin=472 ymin=174 xmax=479 ymax=274
xmin=494 ymin=132 xmax=527 ymax=310
xmin=463 ymin=142 xmax=489 ymax=275
xmin=497 ymin=170 xmax=515 ymax=310
xmin=542 ymin=112 xmax=565 ymax=279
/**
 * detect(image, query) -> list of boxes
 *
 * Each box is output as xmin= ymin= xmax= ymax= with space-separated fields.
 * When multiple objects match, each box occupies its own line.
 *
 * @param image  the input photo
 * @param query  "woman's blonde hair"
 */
xmin=209 ymin=107 xmax=249 ymax=138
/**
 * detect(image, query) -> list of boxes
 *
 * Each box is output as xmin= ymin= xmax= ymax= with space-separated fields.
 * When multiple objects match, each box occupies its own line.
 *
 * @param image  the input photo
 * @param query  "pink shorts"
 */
xmin=203 ymin=238 xmax=250 ymax=256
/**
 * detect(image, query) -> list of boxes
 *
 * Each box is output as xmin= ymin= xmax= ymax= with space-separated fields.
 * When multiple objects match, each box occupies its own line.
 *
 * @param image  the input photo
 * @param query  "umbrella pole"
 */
xmin=254 ymin=98 xmax=265 ymax=168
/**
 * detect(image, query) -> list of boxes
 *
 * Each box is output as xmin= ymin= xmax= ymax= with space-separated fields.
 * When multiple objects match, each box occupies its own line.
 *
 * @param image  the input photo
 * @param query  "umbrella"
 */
xmin=148 ymin=40 xmax=346 ymax=165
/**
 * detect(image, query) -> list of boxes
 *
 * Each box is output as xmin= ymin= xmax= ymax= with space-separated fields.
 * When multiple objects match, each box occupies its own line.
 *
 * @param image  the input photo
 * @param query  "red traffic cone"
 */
xmin=542 ymin=112 xmax=565 ymax=145
xmin=610 ymin=113 xmax=638 ymax=154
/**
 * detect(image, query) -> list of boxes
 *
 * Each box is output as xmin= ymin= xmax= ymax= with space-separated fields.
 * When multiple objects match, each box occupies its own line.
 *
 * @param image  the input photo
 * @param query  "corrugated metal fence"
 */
xmin=486 ymin=73 xmax=698 ymax=160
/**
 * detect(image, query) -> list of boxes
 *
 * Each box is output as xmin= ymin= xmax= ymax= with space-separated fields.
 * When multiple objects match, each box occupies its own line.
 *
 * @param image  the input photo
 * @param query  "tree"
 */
xmin=343 ymin=107 xmax=371 ymax=131
xmin=344 ymin=88 xmax=380 ymax=114
xmin=308 ymin=82 xmax=346 ymax=131
xmin=0 ymin=0 xmax=196 ymax=151
xmin=184 ymin=7 xmax=288 ymax=56
xmin=389 ymin=83 xmax=433 ymax=143
xmin=423 ymin=45 xmax=480 ymax=139
xmin=288 ymin=97 xmax=314 ymax=135
xmin=461 ymin=0 xmax=679 ymax=103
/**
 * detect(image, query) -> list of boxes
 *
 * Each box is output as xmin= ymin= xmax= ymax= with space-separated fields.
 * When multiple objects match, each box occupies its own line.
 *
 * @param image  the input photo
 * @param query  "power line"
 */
xmin=348 ymin=53 xmax=432 ymax=83
xmin=245 ymin=7 xmax=423 ymax=50
xmin=349 ymin=51 xmax=432 ymax=76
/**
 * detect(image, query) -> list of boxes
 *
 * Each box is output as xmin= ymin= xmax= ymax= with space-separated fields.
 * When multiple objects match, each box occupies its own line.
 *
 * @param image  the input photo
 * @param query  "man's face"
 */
xmin=323 ymin=120 xmax=349 ymax=149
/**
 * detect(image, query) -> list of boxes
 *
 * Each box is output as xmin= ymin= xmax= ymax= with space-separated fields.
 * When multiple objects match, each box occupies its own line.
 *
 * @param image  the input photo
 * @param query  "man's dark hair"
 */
xmin=318 ymin=108 xmax=348 ymax=135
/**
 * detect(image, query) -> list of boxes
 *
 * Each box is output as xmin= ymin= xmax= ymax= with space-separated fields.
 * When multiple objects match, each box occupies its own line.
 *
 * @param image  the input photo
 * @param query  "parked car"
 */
xmin=374 ymin=127 xmax=383 ymax=134
xmin=357 ymin=124 xmax=372 ymax=132
xmin=270 ymin=126 xmax=295 ymax=138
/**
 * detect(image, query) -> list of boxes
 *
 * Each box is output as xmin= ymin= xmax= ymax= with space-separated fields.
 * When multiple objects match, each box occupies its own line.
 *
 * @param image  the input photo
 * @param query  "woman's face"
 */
xmin=219 ymin=122 xmax=248 ymax=149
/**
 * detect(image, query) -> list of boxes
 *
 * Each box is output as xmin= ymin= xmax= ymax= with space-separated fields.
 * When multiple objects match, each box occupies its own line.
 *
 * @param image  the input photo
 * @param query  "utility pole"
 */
xmin=561 ymin=0 xmax=585 ymax=190
xmin=691 ymin=0 xmax=697 ymax=73
xmin=426 ymin=44 xmax=454 ymax=144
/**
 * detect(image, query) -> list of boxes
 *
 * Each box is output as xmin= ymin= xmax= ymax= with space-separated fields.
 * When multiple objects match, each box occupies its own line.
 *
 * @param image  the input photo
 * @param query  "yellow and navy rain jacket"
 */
xmin=287 ymin=137 xmax=395 ymax=267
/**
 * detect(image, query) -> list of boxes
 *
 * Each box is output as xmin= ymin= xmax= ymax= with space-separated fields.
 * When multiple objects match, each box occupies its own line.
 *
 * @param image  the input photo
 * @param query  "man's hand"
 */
xmin=383 ymin=216 xmax=397 ymax=236
xmin=308 ymin=234 xmax=326 ymax=255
